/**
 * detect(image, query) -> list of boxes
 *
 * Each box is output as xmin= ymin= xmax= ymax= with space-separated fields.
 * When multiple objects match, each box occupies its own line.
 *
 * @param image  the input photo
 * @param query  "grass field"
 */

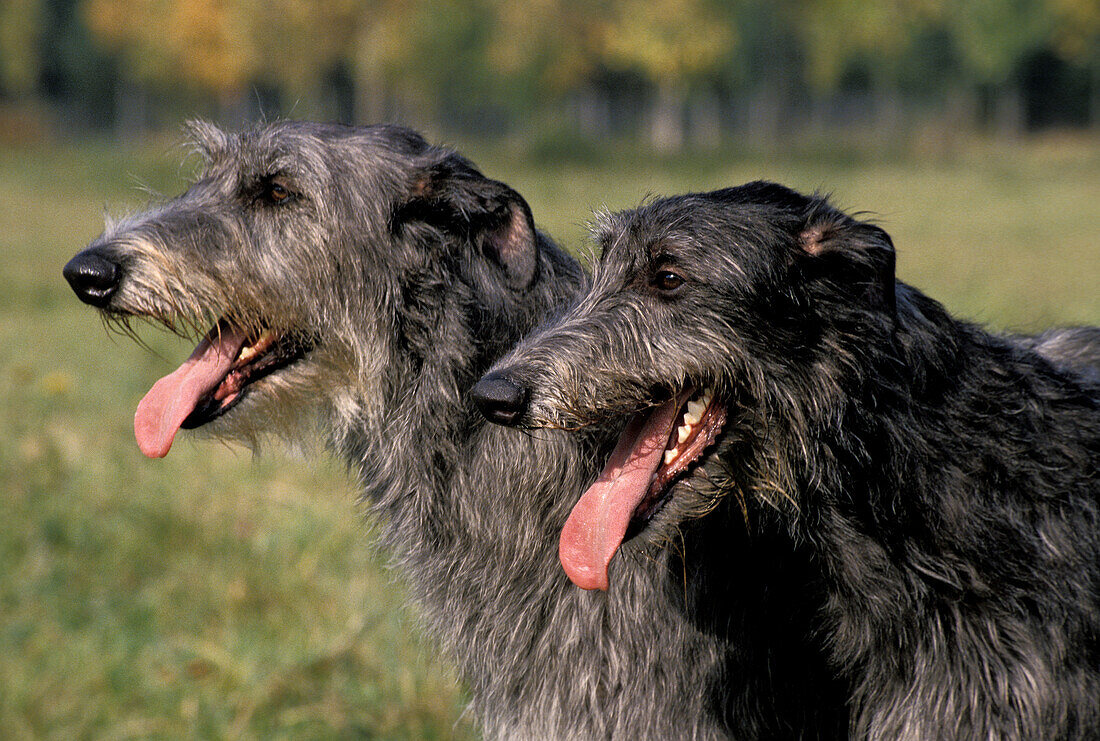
xmin=2 ymin=133 xmax=1098 ymax=739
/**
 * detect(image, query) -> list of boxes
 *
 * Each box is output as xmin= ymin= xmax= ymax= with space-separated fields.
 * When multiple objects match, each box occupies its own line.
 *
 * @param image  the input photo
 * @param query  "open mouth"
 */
xmin=133 ymin=319 xmax=313 ymax=458
xmin=630 ymin=387 xmax=727 ymax=527
xmin=558 ymin=386 xmax=727 ymax=590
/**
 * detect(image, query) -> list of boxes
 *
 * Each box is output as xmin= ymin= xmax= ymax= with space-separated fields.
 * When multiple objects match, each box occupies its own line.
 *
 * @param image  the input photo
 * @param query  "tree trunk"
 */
xmin=1091 ymin=65 xmax=1100 ymax=130
xmin=575 ymin=86 xmax=611 ymax=141
xmin=114 ymin=80 xmax=147 ymax=141
xmin=650 ymin=81 xmax=685 ymax=154
xmin=689 ymin=92 xmax=722 ymax=149
xmin=219 ymin=90 xmax=251 ymax=128
xmin=747 ymin=83 xmax=782 ymax=148
xmin=872 ymin=84 xmax=905 ymax=148
xmin=354 ymin=62 xmax=387 ymax=125
xmin=352 ymin=21 xmax=388 ymax=126
xmin=993 ymin=83 xmax=1024 ymax=139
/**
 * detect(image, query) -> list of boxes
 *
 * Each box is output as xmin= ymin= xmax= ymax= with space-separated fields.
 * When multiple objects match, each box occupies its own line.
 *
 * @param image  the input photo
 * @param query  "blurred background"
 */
xmin=2 ymin=1 xmax=1098 ymax=738
xmin=2 ymin=0 xmax=1100 ymax=151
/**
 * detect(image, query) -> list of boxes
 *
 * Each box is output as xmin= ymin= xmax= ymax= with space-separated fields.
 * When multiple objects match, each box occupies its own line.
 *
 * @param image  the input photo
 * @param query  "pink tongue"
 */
xmin=559 ymin=396 xmax=684 ymax=590
xmin=134 ymin=325 xmax=248 ymax=459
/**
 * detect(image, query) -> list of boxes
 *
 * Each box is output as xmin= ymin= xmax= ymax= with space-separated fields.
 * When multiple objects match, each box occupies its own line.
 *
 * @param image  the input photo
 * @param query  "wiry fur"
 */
xmin=485 ymin=181 xmax=1100 ymax=740
xmin=1016 ymin=326 xmax=1100 ymax=384
xmin=67 ymin=127 xmax=849 ymax=738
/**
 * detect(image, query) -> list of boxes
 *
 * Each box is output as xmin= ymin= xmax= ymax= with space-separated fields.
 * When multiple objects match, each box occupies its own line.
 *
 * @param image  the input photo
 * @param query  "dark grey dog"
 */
xmin=475 ymin=182 xmax=1100 ymax=740
xmin=63 ymin=125 xmax=849 ymax=738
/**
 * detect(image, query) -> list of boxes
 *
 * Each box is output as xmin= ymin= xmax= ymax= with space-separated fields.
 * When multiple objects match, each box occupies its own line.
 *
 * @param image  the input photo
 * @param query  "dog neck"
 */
xmin=755 ymin=285 xmax=1100 ymax=740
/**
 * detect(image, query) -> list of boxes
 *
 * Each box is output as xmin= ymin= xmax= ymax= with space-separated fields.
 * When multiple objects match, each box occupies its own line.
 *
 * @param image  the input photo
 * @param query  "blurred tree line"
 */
xmin=1 ymin=0 xmax=1098 ymax=148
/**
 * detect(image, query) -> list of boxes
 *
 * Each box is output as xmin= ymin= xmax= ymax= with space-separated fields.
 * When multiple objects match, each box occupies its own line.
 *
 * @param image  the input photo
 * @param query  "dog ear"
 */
xmin=798 ymin=214 xmax=897 ymax=316
xmin=183 ymin=119 xmax=231 ymax=163
xmin=396 ymin=153 xmax=538 ymax=290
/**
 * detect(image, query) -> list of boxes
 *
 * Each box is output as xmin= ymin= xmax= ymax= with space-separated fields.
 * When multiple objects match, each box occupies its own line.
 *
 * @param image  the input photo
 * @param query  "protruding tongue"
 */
xmin=134 ymin=324 xmax=248 ymax=459
xmin=559 ymin=394 xmax=685 ymax=590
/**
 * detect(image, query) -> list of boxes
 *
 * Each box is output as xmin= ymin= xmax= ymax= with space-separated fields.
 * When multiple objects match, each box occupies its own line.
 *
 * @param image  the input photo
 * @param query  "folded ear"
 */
xmin=394 ymin=152 xmax=538 ymax=290
xmin=798 ymin=212 xmax=897 ymax=316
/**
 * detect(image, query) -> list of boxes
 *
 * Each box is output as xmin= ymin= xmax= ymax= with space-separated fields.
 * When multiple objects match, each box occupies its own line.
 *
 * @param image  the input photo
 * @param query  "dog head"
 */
xmin=474 ymin=181 xmax=897 ymax=589
xmin=63 ymin=120 xmax=568 ymax=458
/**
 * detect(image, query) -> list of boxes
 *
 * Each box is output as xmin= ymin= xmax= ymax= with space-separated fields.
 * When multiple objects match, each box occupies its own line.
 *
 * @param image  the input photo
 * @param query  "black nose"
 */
xmin=472 ymin=372 xmax=529 ymax=426
xmin=63 ymin=250 xmax=121 ymax=307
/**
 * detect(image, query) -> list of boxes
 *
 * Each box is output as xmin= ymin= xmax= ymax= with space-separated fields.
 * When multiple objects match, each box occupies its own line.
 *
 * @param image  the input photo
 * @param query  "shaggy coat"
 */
xmin=482 ymin=181 xmax=1100 ymax=740
xmin=64 ymin=127 xmax=847 ymax=739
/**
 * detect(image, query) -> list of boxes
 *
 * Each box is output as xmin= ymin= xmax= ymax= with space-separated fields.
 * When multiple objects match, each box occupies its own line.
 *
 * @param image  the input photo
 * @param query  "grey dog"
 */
xmin=63 ymin=123 xmax=856 ymax=738
xmin=474 ymin=181 xmax=1100 ymax=740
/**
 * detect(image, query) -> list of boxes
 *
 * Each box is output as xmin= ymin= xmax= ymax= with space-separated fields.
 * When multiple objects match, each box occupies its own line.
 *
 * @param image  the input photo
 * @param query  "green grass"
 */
xmin=1 ymin=135 xmax=1098 ymax=739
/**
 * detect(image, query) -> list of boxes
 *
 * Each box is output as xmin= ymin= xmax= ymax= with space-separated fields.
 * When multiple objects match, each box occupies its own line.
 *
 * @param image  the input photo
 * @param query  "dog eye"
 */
xmin=267 ymin=183 xmax=292 ymax=204
xmin=258 ymin=179 xmax=295 ymax=206
xmin=653 ymin=271 xmax=685 ymax=293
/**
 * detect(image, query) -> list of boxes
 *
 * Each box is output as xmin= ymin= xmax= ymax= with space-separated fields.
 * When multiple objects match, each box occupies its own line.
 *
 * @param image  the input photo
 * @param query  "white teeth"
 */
xmin=237 ymin=344 xmax=260 ymax=363
xmin=664 ymin=388 xmax=717 ymax=469
xmin=236 ymin=329 xmax=276 ymax=364
xmin=684 ymin=400 xmax=704 ymax=425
